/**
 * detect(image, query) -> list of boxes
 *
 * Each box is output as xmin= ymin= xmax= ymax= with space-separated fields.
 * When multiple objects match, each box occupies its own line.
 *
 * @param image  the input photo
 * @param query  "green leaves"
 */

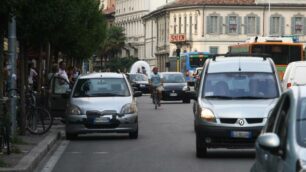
xmin=16 ymin=0 xmax=106 ymax=59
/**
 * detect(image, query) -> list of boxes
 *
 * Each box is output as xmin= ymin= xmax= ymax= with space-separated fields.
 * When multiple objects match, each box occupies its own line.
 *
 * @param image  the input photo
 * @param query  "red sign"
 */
xmin=170 ymin=34 xmax=186 ymax=43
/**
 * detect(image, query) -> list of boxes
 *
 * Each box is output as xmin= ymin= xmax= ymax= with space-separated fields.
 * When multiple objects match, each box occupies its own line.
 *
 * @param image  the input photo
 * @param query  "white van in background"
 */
xmin=282 ymin=61 xmax=306 ymax=91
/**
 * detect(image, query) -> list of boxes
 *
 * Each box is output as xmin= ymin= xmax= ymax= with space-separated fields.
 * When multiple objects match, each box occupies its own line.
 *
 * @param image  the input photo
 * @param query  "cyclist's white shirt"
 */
xmin=150 ymin=73 xmax=161 ymax=87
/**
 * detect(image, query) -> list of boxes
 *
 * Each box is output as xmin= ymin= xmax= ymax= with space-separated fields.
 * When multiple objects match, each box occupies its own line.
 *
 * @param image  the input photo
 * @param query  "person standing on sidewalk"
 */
xmin=28 ymin=62 xmax=38 ymax=90
xmin=58 ymin=61 xmax=69 ymax=83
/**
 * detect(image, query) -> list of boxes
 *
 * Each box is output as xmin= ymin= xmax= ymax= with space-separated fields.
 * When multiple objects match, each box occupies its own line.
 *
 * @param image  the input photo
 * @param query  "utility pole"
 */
xmin=7 ymin=16 xmax=17 ymax=136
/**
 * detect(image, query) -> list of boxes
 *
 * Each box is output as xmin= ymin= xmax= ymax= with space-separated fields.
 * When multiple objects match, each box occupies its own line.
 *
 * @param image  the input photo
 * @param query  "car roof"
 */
xmin=78 ymin=72 xmax=125 ymax=79
xmin=208 ymin=57 xmax=273 ymax=73
xmin=288 ymin=61 xmax=306 ymax=67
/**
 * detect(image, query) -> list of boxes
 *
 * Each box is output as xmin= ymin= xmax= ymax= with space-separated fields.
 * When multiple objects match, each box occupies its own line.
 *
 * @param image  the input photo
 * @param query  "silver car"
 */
xmin=189 ymin=56 xmax=282 ymax=157
xmin=65 ymin=72 xmax=142 ymax=139
xmin=251 ymin=86 xmax=306 ymax=172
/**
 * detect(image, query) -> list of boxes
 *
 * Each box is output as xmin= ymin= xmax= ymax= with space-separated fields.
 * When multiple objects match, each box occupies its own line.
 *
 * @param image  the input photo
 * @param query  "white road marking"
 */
xmin=92 ymin=152 xmax=108 ymax=154
xmin=40 ymin=140 xmax=70 ymax=172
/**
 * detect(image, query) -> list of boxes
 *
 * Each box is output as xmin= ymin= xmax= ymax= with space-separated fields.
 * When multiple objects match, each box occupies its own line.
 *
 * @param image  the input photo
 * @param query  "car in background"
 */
xmin=251 ymin=86 xmax=306 ymax=172
xmin=160 ymin=72 xmax=190 ymax=103
xmin=282 ymin=61 xmax=306 ymax=91
xmin=189 ymin=55 xmax=282 ymax=157
xmin=64 ymin=72 xmax=142 ymax=140
xmin=127 ymin=73 xmax=150 ymax=94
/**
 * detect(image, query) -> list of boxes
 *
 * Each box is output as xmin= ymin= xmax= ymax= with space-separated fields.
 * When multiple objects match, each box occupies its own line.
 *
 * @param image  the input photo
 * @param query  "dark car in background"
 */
xmin=127 ymin=73 xmax=150 ymax=94
xmin=160 ymin=72 xmax=190 ymax=103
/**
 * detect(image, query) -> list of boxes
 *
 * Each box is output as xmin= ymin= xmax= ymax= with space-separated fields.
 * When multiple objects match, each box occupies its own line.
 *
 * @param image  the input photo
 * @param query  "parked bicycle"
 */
xmin=0 ymin=97 xmax=11 ymax=155
xmin=9 ymin=87 xmax=53 ymax=135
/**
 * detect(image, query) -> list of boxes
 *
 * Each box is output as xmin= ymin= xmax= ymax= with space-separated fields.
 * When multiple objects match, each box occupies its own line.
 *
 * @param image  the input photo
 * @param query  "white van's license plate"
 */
xmin=230 ymin=131 xmax=252 ymax=139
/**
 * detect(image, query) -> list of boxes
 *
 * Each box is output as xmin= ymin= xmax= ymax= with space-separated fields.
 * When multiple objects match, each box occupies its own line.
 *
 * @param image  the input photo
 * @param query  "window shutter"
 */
xmin=219 ymin=16 xmax=223 ymax=34
xmin=244 ymin=16 xmax=248 ymax=34
xmin=291 ymin=17 xmax=296 ymax=35
xmin=238 ymin=16 xmax=242 ymax=34
xmin=281 ymin=16 xmax=285 ymax=35
xmin=304 ymin=17 xmax=306 ymax=35
xmin=256 ymin=16 xmax=260 ymax=35
xmin=225 ymin=16 xmax=229 ymax=34
xmin=207 ymin=16 xmax=212 ymax=34
xmin=270 ymin=16 xmax=273 ymax=35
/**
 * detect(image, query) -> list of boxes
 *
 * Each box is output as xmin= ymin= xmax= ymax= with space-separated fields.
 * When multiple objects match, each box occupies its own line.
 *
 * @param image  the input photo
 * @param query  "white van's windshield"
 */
xmin=298 ymin=99 xmax=306 ymax=148
xmin=202 ymin=72 xmax=279 ymax=99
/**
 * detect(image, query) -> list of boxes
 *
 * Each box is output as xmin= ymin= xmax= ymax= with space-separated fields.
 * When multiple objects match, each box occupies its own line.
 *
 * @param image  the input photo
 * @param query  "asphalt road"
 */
xmin=44 ymin=95 xmax=255 ymax=172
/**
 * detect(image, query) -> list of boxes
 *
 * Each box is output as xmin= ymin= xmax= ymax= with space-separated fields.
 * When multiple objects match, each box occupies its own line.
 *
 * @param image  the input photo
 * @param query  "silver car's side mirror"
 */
xmin=258 ymin=133 xmax=280 ymax=150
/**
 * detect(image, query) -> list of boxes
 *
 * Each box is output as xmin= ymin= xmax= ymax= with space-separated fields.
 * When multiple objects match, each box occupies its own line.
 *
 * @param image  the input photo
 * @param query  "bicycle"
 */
xmin=9 ymin=88 xmax=53 ymax=135
xmin=152 ymin=87 xmax=160 ymax=109
xmin=0 ymin=97 xmax=11 ymax=155
xmin=25 ymin=88 xmax=53 ymax=135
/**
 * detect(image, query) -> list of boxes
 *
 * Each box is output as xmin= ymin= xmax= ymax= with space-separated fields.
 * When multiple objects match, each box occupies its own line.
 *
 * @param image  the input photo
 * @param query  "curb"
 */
xmin=0 ymin=130 xmax=63 ymax=172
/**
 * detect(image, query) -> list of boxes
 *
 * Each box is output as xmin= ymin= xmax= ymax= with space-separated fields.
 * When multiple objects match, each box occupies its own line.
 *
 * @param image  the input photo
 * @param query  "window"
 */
xmin=209 ymin=47 xmax=218 ymax=54
xmin=195 ymin=15 xmax=198 ymax=34
xmin=190 ymin=15 xmax=193 ymax=38
xmin=245 ymin=15 xmax=260 ymax=35
xmin=226 ymin=15 xmax=241 ymax=34
xmin=174 ymin=16 xmax=177 ymax=34
xmin=229 ymin=16 xmax=237 ymax=33
xmin=292 ymin=16 xmax=305 ymax=35
xmin=179 ymin=16 xmax=182 ymax=33
xmin=184 ymin=15 xmax=187 ymax=33
xmin=270 ymin=15 xmax=285 ymax=36
xmin=207 ymin=14 xmax=222 ymax=34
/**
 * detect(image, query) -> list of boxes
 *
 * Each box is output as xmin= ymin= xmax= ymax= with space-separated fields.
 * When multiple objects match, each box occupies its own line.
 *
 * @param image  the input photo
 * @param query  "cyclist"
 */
xmin=149 ymin=67 xmax=162 ymax=106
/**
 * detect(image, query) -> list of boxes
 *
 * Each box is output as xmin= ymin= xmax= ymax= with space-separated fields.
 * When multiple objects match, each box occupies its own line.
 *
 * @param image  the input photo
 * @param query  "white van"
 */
xmin=282 ymin=61 xmax=306 ymax=91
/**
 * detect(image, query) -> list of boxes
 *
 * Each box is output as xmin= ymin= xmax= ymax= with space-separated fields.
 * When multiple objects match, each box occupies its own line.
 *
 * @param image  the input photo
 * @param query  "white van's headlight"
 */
xmin=200 ymin=108 xmax=216 ymax=122
xmin=121 ymin=103 xmax=137 ymax=114
xmin=67 ymin=105 xmax=81 ymax=115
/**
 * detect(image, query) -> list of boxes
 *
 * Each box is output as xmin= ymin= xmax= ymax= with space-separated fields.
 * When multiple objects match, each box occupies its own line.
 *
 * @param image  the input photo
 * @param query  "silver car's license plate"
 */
xmin=230 ymin=131 xmax=251 ymax=139
xmin=94 ymin=117 xmax=110 ymax=123
xmin=94 ymin=115 xmax=114 ymax=124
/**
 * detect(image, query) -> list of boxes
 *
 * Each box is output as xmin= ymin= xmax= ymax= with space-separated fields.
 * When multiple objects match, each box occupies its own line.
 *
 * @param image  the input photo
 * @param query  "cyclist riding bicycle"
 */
xmin=149 ymin=67 xmax=163 ymax=106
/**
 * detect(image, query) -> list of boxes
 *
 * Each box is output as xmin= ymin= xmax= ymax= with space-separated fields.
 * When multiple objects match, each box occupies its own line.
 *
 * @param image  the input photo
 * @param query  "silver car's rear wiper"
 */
xmin=204 ymin=95 xmax=233 ymax=99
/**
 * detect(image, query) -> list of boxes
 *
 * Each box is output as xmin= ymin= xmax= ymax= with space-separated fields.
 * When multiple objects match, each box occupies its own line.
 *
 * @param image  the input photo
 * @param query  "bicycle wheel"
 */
xmin=154 ymin=92 xmax=158 ymax=109
xmin=26 ymin=107 xmax=53 ymax=135
xmin=3 ymin=126 xmax=10 ymax=155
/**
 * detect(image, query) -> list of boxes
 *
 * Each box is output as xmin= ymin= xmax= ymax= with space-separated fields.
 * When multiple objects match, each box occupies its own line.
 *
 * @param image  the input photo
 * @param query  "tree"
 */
xmin=97 ymin=26 xmax=126 ymax=68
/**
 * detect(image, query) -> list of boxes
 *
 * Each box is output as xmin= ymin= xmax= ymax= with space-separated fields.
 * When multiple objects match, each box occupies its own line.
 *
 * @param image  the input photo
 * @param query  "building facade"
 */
xmin=115 ymin=0 xmax=174 ymax=63
xmin=143 ymin=0 xmax=306 ymax=71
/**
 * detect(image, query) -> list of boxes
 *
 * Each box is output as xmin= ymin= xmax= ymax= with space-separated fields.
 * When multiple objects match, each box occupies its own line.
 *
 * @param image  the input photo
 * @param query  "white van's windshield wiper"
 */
xmin=204 ymin=95 xmax=233 ymax=99
xmin=233 ymin=96 xmax=271 ymax=99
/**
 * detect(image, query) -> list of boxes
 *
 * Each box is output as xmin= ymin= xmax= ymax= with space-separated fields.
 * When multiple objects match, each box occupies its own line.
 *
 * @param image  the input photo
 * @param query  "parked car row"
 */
xmin=188 ymin=55 xmax=306 ymax=171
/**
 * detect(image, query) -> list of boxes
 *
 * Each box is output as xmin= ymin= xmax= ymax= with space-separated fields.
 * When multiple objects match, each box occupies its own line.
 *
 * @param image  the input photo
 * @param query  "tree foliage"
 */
xmin=98 ymin=26 xmax=126 ymax=59
xmin=106 ymin=56 xmax=139 ymax=72
xmin=16 ymin=0 xmax=106 ymax=59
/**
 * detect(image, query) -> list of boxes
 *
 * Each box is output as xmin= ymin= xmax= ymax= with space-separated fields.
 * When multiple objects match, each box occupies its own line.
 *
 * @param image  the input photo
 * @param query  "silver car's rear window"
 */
xmin=202 ymin=72 xmax=279 ymax=99
xmin=73 ymin=78 xmax=130 ymax=97
xmin=297 ymin=98 xmax=306 ymax=147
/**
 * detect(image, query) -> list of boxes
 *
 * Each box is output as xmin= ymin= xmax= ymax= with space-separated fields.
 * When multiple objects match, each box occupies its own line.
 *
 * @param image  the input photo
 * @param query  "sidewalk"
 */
xmin=0 ymin=120 xmax=64 ymax=172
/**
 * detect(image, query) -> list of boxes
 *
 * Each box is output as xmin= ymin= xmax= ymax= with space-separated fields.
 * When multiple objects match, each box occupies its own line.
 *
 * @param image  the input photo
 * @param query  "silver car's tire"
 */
xmin=129 ymin=129 xmax=138 ymax=139
xmin=66 ymin=133 xmax=78 ymax=140
xmin=196 ymin=134 xmax=207 ymax=158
